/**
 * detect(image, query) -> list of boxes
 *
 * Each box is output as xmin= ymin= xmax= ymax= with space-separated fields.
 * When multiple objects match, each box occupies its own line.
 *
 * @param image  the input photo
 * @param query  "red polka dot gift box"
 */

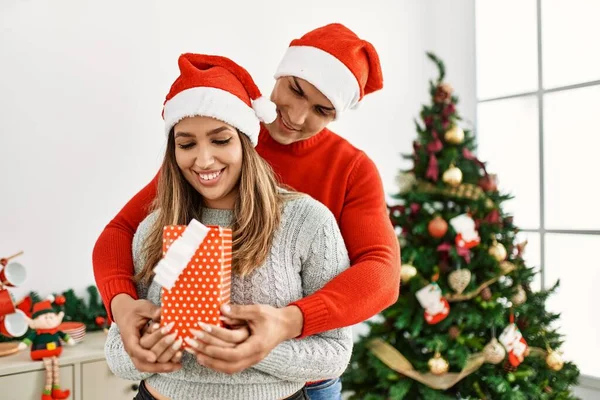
xmin=153 ymin=219 xmax=232 ymax=348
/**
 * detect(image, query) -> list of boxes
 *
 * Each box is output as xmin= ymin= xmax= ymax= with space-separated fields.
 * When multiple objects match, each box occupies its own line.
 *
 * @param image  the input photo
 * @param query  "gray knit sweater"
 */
xmin=104 ymin=194 xmax=352 ymax=400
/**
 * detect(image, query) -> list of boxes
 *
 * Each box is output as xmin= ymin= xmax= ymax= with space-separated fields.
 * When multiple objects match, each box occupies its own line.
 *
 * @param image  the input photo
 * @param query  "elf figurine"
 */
xmin=17 ymin=297 xmax=75 ymax=400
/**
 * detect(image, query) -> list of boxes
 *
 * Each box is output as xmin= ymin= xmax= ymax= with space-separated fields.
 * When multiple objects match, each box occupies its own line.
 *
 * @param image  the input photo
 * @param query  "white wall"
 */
xmin=0 ymin=0 xmax=475 ymax=301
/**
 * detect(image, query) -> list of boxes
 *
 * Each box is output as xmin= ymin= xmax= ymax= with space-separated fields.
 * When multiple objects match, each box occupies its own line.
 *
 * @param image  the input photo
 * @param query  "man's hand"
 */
xmin=139 ymin=321 xmax=183 ymax=364
xmin=111 ymin=294 xmax=181 ymax=373
xmin=193 ymin=304 xmax=304 ymax=375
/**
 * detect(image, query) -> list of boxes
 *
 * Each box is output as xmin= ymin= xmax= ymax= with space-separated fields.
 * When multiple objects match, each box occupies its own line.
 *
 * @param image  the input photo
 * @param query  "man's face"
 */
xmin=265 ymin=77 xmax=336 ymax=145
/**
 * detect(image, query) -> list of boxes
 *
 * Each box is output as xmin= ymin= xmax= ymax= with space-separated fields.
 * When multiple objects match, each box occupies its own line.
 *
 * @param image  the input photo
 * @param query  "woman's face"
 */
xmin=174 ymin=116 xmax=243 ymax=209
xmin=266 ymin=76 xmax=336 ymax=145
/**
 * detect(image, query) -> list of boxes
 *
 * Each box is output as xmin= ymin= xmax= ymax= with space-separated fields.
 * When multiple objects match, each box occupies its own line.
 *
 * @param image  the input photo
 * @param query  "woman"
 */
xmin=104 ymin=53 xmax=352 ymax=400
xmin=97 ymin=24 xmax=399 ymax=400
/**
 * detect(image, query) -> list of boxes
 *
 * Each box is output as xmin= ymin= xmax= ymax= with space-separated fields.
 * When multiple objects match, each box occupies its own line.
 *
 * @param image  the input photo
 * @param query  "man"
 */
xmin=93 ymin=23 xmax=401 ymax=399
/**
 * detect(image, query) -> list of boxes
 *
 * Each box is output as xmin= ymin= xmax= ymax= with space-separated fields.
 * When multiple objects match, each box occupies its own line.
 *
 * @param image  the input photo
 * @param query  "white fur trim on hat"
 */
xmin=274 ymin=45 xmax=361 ymax=119
xmin=163 ymin=87 xmax=261 ymax=145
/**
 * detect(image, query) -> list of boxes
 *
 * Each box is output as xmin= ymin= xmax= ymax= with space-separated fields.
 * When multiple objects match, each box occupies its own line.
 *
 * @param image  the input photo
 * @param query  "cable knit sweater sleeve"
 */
xmin=253 ymin=200 xmax=353 ymax=382
xmin=104 ymin=214 xmax=156 ymax=382
xmin=104 ymin=323 xmax=153 ymax=382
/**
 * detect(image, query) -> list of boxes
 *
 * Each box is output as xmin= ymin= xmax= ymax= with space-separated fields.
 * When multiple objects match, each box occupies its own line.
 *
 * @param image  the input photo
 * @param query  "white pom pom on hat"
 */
xmin=162 ymin=54 xmax=276 ymax=146
xmin=252 ymin=96 xmax=277 ymax=124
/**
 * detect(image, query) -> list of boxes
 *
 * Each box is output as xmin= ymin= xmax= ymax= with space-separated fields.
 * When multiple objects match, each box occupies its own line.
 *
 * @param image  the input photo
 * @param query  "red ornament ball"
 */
xmin=54 ymin=295 xmax=66 ymax=306
xmin=95 ymin=316 xmax=106 ymax=326
xmin=428 ymin=216 xmax=448 ymax=238
xmin=479 ymin=174 xmax=498 ymax=192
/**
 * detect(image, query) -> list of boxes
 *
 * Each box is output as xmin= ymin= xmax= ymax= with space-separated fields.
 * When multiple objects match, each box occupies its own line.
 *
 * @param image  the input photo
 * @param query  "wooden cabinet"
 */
xmin=81 ymin=360 xmax=138 ymax=400
xmin=0 ymin=366 xmax=74 ymax=399
xmin=0 ymin=332 xmax=137 ymax=400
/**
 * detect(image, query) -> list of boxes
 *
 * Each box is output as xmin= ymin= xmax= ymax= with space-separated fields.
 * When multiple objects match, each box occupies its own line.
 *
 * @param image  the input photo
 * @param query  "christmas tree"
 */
xmin=342 ymin=53 xmax=580 ymax=399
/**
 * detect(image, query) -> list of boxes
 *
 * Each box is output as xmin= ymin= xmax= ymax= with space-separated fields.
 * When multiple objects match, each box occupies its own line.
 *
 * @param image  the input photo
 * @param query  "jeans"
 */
xmin=133 ymin=381 xmax=154 ymax=400
xmin=305 ymin=378 xmax=342 ymax=400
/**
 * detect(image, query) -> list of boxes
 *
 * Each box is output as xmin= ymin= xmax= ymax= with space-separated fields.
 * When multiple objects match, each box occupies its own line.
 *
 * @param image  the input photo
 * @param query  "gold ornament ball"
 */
xmin=483 ymin=338 xmax=506 ymax=364
xmin=444 ymin=126 xmax=465 ymax=144
xmin=511 ymin=285 xmax=527 ymax=306
xmin=489 ymin=241 xmax=507 ymax=262
xmin=396 ymin=172 xmax=417 ymax=195
xmin=499 ymin=261 xmax=515 ymax=273
xmin=428 ymin=352 xmax=449 ymax=375
xmin=546 ymin=350 xmax=564 ymax=371
xmin=401 ymin=264 xmax=417 ymax=283
xmin=442 ymin=165 xmax=463 ymax=187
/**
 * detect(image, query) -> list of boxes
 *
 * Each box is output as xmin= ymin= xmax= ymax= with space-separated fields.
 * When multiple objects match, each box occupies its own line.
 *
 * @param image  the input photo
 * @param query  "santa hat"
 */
xmin=274 ymin=23 xmax=383 ymax=118
xmin=32 ymin=300 xmax=54 ymax=319
xmin=162 ymin=54 xmax=277 ymax=146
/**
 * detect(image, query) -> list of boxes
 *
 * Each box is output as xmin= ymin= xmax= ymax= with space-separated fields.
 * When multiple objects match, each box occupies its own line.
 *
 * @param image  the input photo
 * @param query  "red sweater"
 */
xmin=93 ymin=126 xmax=401 ymax=337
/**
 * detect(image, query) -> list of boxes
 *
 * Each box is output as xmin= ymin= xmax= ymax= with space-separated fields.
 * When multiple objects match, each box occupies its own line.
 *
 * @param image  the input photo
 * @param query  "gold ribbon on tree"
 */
xmin=446 ymin=262 xmax=516 ymax=302
xmin=368 ymin=338 xmax=548 ymax=390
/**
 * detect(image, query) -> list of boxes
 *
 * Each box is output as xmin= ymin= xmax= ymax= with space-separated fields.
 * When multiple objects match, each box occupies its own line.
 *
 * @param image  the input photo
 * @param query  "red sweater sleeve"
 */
xmin=291 ymin=154 xmax=401 ymax=337
xmin=92 ymin=172 xmax=159 ymax=321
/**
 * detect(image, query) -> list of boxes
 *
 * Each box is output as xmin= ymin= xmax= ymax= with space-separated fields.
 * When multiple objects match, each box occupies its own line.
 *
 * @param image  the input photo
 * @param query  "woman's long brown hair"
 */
xmin=135 ymin=128 xmax=291 ymax=283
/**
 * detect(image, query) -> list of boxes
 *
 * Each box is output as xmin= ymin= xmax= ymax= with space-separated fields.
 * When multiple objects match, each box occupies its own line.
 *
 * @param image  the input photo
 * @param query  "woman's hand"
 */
xmin=189 ymin=304 xmax=303 ymax=375
xmin=184 ymin=322 xmax=250 ymax=356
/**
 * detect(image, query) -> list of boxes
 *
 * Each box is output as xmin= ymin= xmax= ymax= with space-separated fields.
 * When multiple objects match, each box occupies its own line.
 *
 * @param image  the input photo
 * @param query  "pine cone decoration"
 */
xmin=448 ymin=326 xmax=461 ymax=340
xmin=504 ymin=361 xmax=517 ymax=372
xmin=481 ymin=287 xmax=492 ymax=301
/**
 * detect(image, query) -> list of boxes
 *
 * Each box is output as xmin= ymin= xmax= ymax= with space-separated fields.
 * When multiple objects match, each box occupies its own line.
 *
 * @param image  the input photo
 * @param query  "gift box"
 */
xmin=156 ymin=220 xmax=232 ymax=347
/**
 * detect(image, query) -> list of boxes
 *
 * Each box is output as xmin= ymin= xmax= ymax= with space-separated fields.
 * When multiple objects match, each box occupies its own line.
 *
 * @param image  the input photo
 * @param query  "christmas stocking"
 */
xmin=416 ymin=283 xmax=450 ymax=324
xmin=499 ymin=323 xmax=529 ymax=367
xmin=450 ymin=214 xmax=480 ymax=249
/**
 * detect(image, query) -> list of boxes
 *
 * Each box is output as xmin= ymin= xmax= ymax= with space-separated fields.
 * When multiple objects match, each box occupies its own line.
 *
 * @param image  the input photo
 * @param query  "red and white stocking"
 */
xmin=499 ymin=323 xmax=528 ymax=367
xmin=416 ymin=283 xmax=450 ymax=325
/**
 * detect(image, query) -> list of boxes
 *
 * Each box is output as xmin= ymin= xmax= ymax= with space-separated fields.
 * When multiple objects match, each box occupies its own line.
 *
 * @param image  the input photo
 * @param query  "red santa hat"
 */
xmin=32 ymin=300 xmax=54 ymax=319
xmin=274 ymin=23 xmax=383 ymax=118
xmin=162 ymin=54 xmax=277 ymax=146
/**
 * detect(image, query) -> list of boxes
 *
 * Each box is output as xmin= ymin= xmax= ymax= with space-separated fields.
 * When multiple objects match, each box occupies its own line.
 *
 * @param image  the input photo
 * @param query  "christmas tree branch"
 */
xmin=426 ymin=52 xmax=445 ymax=82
